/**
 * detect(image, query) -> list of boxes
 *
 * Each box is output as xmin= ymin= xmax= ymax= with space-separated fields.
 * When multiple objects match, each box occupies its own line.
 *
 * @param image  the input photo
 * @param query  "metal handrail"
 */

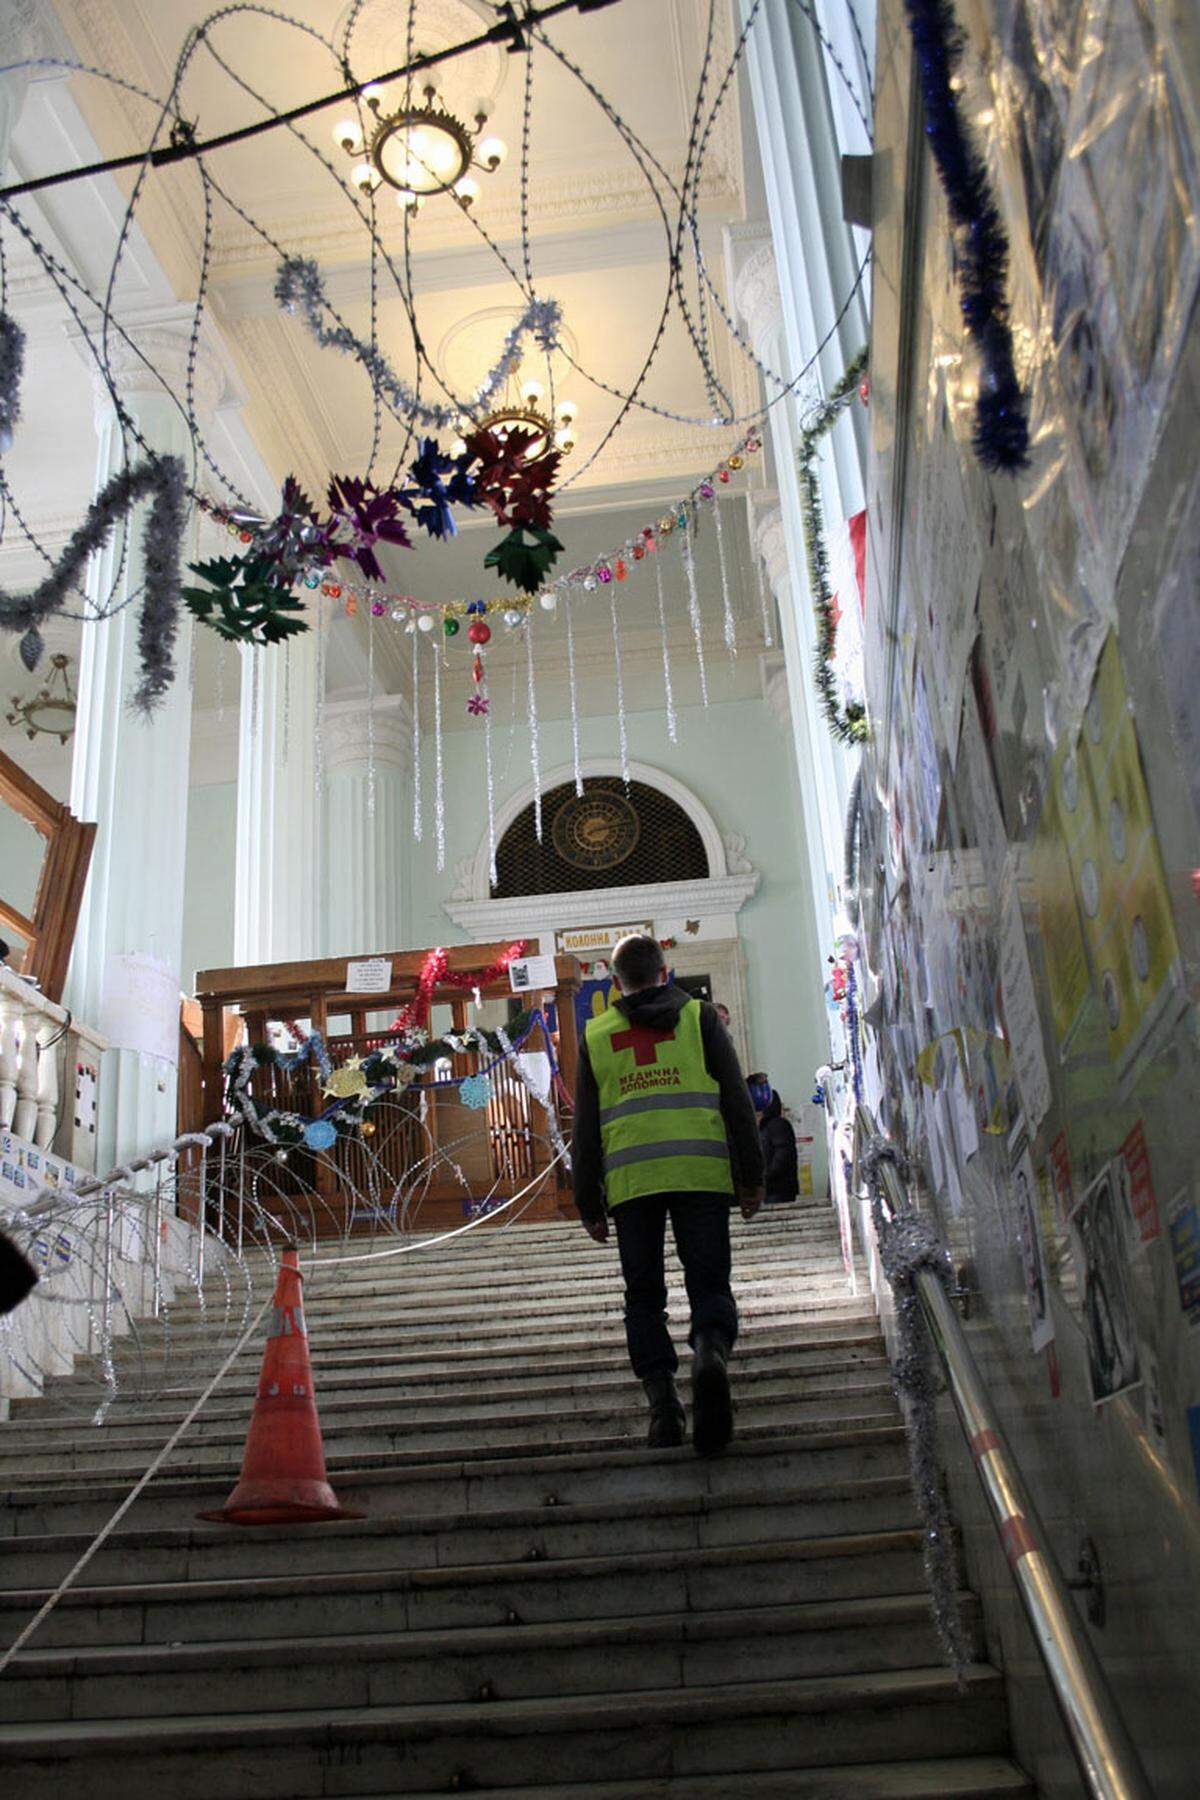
xmin=854 ymin=1102 xmax=1154 ymax=1800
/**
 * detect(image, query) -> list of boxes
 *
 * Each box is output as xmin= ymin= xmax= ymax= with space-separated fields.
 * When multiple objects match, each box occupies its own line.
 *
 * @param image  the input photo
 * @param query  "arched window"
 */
xmin=493 ymin=776 xmax=709 ymax=897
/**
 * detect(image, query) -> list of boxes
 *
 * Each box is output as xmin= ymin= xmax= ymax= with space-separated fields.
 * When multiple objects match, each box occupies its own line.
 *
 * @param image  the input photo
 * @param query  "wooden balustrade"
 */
xmin=193 ymin=945 xmax=581 ymax=1230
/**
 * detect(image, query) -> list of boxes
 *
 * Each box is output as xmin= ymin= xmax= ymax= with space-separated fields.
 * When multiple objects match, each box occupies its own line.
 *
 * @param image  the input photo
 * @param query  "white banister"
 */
xmin=0 ymin=966 xmax=107 ymax=1164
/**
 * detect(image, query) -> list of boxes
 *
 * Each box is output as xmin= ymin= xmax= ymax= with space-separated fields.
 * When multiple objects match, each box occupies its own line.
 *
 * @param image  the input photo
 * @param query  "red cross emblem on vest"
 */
xmin=611 ymin=1022 xmax=676 ymax=1067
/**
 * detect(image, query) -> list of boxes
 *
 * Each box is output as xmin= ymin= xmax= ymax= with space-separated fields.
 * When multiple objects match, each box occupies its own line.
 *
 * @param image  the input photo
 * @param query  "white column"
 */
xmin=65 ymin=323 xmax=222 ymax=1168
xmin=322 ymin=696 xmax=412 ymax=956
xmin=736 ymin=239 xmax=856 ymax=944
xmin=234 ymin=623 xmax=321 ymax=966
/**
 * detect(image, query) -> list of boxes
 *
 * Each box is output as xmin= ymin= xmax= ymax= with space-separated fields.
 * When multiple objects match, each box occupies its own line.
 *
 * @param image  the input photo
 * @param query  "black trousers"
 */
xmin=612 ymin=1193 xmax=738 ymax=1379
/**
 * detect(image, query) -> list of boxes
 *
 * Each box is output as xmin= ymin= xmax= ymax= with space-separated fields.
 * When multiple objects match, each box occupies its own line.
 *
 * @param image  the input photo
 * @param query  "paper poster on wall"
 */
xmin=1152 ymin=470 xmax=1200 ymax=828
xmin=1068 ymin=1161 xmax=1142 ymax=1407
xmin=99 ymin=953 xmax=179 ymax=1068
xmin=1057 ymin=634 xmax=1185 ymax=1081
xmin=1033 ymin=791 xmax=1091 ymax=1055
xmin=1011 ymin=1135 xmax=1056 ymax=1352
xmin=1117 ymin=1121 xmax=1160 ymax=1246
xmin=997 ymin=875 xmax=1052 ymax=1132
xmin=913 ymin=371 xmax=984 ymax=760
xmin=1167 ymin=1190 xmax=1200 ymax=1330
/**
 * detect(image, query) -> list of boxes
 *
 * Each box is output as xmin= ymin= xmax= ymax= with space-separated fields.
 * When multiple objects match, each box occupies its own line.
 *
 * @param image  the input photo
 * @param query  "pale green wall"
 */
xmin=405 ymin=694 xmax=830 ymax=1138
xmin=181 ymin=783 xmax=237 ymax=989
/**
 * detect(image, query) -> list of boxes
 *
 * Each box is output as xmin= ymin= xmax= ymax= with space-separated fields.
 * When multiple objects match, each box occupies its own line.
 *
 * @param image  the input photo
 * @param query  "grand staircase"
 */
xmin=0 ymin=1205 xmax=1033 ymax=1797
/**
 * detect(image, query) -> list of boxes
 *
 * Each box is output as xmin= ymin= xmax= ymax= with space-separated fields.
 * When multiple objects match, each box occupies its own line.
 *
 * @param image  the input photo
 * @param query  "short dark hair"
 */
xmin=611 ymin=934 xmax=666 ymax=993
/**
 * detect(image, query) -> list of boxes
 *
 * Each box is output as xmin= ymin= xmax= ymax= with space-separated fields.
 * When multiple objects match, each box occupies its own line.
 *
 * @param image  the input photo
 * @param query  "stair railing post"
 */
xmin=151 ymin=1160 xmax=164 ymax=1319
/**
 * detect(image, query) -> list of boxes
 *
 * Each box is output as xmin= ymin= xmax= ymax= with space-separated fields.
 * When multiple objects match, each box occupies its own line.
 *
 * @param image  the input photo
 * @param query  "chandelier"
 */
xmin=333 ymin=80 xmax=506 ymax=212
xmin=452 ymin=374 xmax=578 ymax=461
xmin=6 ymin=653 xmax=76 ymax=744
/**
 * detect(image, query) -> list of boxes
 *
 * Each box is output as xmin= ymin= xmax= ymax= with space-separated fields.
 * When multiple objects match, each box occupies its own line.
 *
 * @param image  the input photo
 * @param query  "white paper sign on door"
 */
xmin=99 ymin=953 xmax=179 ymax=1067
xmin=345 ymin=958 xmax=393 ymax=994
xmin=509 ymin=954 xmax=558 ymax=994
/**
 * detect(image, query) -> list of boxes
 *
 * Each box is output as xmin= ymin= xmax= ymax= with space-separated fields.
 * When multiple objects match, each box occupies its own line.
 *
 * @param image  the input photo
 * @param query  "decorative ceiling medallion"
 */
xmin=552 ymin=789 xmax=641 ymax=872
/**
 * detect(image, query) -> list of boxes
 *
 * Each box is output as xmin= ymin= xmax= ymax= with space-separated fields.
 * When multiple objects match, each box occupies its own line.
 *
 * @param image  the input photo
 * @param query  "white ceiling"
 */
xmin=1 ymin=1 xmax=780 ymax=775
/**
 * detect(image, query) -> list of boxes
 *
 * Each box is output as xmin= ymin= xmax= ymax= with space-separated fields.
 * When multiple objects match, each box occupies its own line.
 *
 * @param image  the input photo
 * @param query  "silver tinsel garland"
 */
xmin=681 ymin=523 xmax=709 ymax=705
xmin=755 ymin=546 xmax=775 ymax=649
xmin=860 ymin=1137 xmax=971 ymax=1678
xmin=653 ymin=550 xmax=678 ymax=743
xmin=433 ymin=641 xmax=446 ymax=873
xmin=275 ymin=256 xmax=560 ymax=432
xmin=0 ymin=312 xmax=26 ymax=452
xmin=0 ymin=452 xmax=187 ymax=711
xmin=565 ymin=599 xmax=583 ymax=796
xmin=713 ymin=496 xmax=736 ymax=655
xmin=524 ymin=609 xmax=543 ymax=841
xmin=411 ymin=632 xmax=423 ymax=843
xmin=608 ymin=583 xmax=630 ymax=788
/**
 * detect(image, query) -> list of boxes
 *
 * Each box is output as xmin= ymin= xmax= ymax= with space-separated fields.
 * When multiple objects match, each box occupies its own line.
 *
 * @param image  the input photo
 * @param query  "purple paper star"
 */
xmin=466 ymin=693 xmax=490 ymax=717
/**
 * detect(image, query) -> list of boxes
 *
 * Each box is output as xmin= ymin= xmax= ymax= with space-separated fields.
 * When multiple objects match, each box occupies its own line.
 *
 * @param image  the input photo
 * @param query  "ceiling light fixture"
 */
xmin=334 ymin=81 xmax=506 ymax=213
xmin=6 ymin=652 xmax=76 ymax=744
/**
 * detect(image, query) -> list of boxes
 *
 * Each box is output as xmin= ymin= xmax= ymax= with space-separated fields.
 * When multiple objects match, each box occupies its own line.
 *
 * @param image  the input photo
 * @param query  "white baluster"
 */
xmin=13 ymin=1005 xmax=39 ymax=1141
xmin=35 ymin=1022 xmax=60 ymax=1149
xmin=0 ymin=996 xmax=19 ymax=1129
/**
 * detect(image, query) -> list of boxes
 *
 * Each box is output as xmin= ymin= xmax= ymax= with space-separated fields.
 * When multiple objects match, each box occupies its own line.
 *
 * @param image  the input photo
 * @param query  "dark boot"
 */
xmin=691 ymin=1330 xmax=734 ymax=1455
xmin=642 ymin=1372 xmax=686 ymax=1448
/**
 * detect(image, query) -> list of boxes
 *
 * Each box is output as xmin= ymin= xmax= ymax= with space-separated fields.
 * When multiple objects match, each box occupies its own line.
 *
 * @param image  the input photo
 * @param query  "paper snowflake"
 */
xmin=459 ymin=1073 xmax=494 ymax=1111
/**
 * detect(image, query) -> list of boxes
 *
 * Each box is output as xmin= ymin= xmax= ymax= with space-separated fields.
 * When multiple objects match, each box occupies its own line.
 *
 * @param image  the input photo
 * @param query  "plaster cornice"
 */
xmin=444 ymin=871 xmax=760 ymax=942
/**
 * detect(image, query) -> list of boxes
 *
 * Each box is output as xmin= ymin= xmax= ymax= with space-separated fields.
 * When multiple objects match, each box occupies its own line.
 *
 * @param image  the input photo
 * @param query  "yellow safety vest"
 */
xmin=585 ymin=998 xmax=733 ymax=1206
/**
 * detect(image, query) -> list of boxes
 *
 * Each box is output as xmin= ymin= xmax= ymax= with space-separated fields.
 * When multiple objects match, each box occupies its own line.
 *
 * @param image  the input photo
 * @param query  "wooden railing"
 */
xmin=193 ymin=945 xmax=581 ymax=1229
xmin=0 ymin=746 xmax=95 ymax=1005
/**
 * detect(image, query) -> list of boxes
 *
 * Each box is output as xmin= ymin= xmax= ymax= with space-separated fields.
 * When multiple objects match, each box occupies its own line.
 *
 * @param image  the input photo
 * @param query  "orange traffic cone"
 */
xmin=199 ymin=1248 xmax=363 ymax=1526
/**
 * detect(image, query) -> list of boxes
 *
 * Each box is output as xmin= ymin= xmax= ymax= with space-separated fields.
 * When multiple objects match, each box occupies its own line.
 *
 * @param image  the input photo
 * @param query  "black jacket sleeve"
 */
xmin=570 ymin=1035 xmax=607 ymax=1224
xmin=699 ymin=1004 xmax=765 ymax=1193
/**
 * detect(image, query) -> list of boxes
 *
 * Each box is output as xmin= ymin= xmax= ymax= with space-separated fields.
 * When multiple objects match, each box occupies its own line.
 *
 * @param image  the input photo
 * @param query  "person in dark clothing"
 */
xmin=572 ymin=934 xmax=765 ymax=1454
xmin=748 ymin=1074 xmax=800 ymax=1206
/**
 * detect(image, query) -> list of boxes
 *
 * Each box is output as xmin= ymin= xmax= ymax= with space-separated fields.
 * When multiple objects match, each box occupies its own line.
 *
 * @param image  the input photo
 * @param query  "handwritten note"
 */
xmin=998 ymin=875 xmax=1052 ymax=1132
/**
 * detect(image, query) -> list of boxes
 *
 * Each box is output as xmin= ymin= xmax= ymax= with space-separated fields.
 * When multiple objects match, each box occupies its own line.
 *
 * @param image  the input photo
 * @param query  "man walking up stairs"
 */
xmin=0 ymin=1206 xmax=1033 ymax=1797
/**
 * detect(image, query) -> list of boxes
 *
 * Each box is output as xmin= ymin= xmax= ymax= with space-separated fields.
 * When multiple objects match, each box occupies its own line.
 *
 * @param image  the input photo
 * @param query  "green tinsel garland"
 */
xmin=797 ymin=345 xmax=870 ymax=746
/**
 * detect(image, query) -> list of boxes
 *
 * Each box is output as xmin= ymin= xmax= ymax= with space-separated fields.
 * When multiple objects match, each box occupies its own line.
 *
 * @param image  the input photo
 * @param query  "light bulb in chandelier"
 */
xmin=477 ymin=136 xmax=507 ymax=170
xmin=333 ymin=118 xmax=362 ymax=153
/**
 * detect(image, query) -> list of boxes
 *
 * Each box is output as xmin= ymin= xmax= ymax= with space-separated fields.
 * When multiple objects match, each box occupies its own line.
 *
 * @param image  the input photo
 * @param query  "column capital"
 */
xmin=324 ymin=694 xmax=412 ymax=777
xmin=733 ymin=238 xmax=783 ymax=356
xmin=74 ymin=310 xmax=227 ymax=428
xmin=748 ymin=491 xmax=789 ymax=597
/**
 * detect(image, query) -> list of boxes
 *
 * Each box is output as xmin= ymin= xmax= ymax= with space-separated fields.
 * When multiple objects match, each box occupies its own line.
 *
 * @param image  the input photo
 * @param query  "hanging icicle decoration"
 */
xmin=755 ymin=547 xmax=775 ymax=649
xmin=713 ymin=496 xmax=736 ymax=655
xmin=366 ymin=603 xmax=377 ymax=820
xmin=652 ymin=549 xmax=678 ymax=744
xmin=608 ymin=581 xmax=631 ymax=789
xmin=411 ymin=629 xmax=423 ymax=843
xmin=313 ymin=599 xmax=327 ymax=811
xmin=433 ymin=637 xmax=446 ymax=873
xmin=524 ymin=607 xmax=543 ymax=841
xmin=565 ymin=597 xmax=583 ymax=796
xmin=481 ymin=652 xmax=498 ymax=888
xmin=249 ymin=644 xmax=261 ymax=738
xmin=680 ymin=517 xmax=709 ymax=706
xmin=282 ymin=639 xmax=291 ymax=766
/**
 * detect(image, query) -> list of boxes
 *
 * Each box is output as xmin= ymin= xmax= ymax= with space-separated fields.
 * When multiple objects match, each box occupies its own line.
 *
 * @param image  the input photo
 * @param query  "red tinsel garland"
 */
xmin=389 ymin=940 xmax=530 ymax=1035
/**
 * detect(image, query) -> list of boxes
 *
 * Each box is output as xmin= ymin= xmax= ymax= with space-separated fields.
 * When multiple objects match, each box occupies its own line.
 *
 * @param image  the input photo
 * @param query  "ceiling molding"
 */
xmin=445 ymin=872 xmax=760 ymax=942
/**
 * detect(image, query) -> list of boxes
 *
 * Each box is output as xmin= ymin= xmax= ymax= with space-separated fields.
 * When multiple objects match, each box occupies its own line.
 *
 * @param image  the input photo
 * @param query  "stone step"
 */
xmin=0 ymin=1383 xmax=900 ymax=1472
xmin=0 ymin=1527 xmax=935 ymax=1651
xmin=0 ymin=1666 xmax=1010 ymax=1799
xmin=322 ymin=1763 xmax=1034 ymax=1800
xmin=0 ymin=1474 xmax=919 ymax=1591
xmin=26 ymin=1325 xmax=885 ymax=1398
xmin=2 ymin=1591 xmax=980 ymax=1723
xmin=16 ymin=1348 xmax=890 ymax=1430
xmin=99 ymin=1290 xmax=879 ymax=1352
xmin=0 ymin=1406 xmax=902 ymax=1487
xmin=0 ymin=1426 xmax=910 ymax=1537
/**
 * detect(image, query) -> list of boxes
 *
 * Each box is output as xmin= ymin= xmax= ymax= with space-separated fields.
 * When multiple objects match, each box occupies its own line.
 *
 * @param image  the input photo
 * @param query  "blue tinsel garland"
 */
xmin=904 ymin=0 xmax=1030 ymax=472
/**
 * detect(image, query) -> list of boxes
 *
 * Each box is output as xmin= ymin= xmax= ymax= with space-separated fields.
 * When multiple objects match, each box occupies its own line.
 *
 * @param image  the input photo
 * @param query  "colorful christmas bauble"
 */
xmin=468 ymin=619 xmax=491 ymax=645
xmin=444 ymin=616 xmax=460 ymax=636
